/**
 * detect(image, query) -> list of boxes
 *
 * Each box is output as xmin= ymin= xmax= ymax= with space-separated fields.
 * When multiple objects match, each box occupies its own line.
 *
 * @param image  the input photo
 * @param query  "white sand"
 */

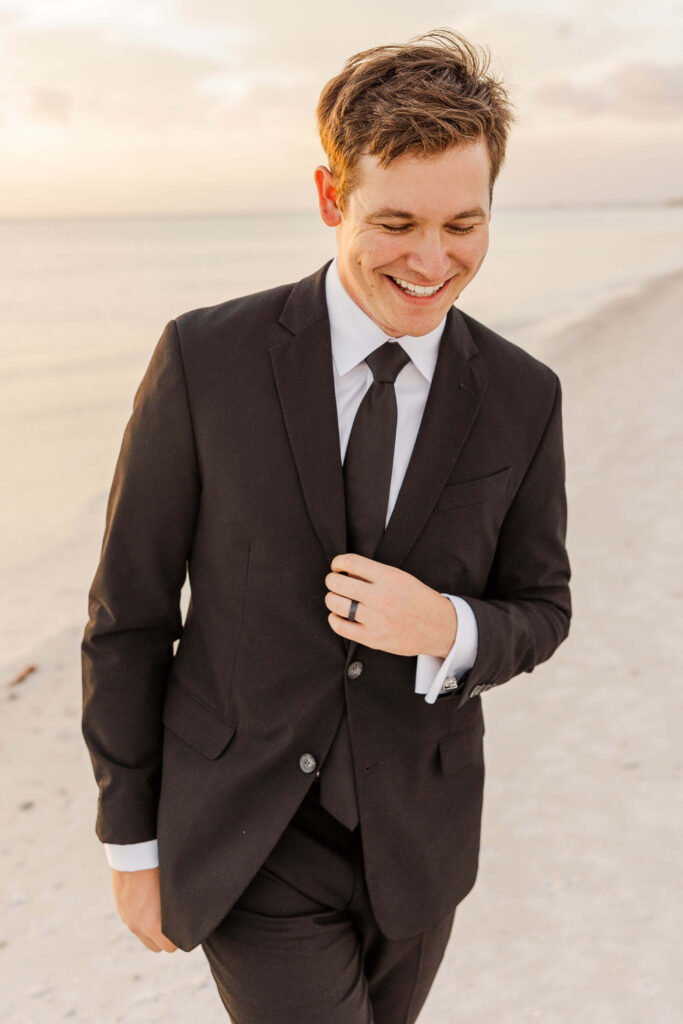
xmin=1 ymin=269 xmax=682 ymax=1023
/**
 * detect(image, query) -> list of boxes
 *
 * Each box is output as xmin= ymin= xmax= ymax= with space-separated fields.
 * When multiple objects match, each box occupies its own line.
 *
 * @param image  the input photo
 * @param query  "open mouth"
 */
xmin=385 ymin=274 xmax=451 ymax=301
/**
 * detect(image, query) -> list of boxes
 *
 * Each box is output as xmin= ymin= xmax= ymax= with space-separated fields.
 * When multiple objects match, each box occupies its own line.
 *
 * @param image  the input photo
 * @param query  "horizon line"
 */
xmin=1 ymin=197 xmax=682 ymax=224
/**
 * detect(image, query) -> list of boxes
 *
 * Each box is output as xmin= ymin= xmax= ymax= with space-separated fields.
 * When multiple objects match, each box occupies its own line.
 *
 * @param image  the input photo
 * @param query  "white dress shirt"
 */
xmin=104 ymin=257 xmax=479 ymax=871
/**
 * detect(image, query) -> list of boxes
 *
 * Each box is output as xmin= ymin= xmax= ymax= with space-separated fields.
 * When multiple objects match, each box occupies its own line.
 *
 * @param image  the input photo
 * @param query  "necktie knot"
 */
xmin=365 ymin=340 xmax=411 ymax=384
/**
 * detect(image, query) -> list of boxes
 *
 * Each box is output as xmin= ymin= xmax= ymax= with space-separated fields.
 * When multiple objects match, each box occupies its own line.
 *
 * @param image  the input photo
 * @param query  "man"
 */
xmin=82 ymin=28 xmax=571 ymax=1023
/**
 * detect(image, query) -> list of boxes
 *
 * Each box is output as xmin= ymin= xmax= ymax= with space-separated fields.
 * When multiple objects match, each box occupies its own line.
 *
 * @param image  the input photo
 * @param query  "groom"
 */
xmin=82 ymin=28 xmax=571 ymax=1023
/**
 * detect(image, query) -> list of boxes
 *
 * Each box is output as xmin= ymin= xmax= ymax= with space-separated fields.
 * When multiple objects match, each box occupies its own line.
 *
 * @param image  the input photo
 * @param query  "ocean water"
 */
xmin=1 ymin=205 xmax=682 ymax=666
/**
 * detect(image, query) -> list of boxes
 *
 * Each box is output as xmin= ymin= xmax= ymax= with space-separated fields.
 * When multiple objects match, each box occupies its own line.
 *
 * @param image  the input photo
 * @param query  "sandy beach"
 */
xmin=1 ymin=267 xmax=681 ymax=1023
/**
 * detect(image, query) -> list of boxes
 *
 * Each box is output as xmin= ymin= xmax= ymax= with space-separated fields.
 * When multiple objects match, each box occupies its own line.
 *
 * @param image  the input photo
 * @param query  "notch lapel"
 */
xmin=372 ymin=305 xmax=488 ymax=569
xmin=270 ymin=261 xmax=347 ymax=570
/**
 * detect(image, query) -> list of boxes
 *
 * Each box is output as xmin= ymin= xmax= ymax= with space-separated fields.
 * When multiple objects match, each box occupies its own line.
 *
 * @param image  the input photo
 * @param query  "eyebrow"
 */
xmin=368 ymin=206 xmax=487 ymax=221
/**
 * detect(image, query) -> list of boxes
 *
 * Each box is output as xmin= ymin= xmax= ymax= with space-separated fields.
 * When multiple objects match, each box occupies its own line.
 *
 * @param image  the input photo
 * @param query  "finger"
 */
xmin=156 ymin=934 xmax=179 ymax=953
xmin=134 ymin=931 xmax=162 ymax=952
xmin=328 ymin=611 xmax=366 ymax=640
xmin=324 ymin=571 xmax=372 ymax=601
xmin=325 ymin=592 xmax=363 ymax=623
xmin=330 ymin=553 xmax=377 ymax=581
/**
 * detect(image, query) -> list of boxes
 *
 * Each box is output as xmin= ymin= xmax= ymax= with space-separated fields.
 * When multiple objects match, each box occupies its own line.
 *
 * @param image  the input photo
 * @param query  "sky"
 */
xmin=0 ymin=0 xmax=682 ymax=217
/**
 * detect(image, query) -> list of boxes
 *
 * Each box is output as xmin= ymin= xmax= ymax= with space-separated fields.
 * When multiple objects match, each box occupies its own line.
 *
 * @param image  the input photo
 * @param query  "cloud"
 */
xmin=1 ymin=17 xmax=325 ymax=147
xmin=536 ymin=61 xmax=683 ymax=121
xmin=32 ymin=88 xmax=72 ymax=122
xmin=607 ymin=62 xmax=683 ymax=118
xmin=3 ymin=23 xmax=234 ymax=130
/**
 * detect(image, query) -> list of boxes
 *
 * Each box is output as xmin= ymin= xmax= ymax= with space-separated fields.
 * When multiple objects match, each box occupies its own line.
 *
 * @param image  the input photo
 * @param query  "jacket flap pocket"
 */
xmin=434 ymin=465 xmax=512 ymax=512
xmin=438 ymin=719 xmax=485 ymax=776
xmin=162 ymin=678 xmax=236 ymax=760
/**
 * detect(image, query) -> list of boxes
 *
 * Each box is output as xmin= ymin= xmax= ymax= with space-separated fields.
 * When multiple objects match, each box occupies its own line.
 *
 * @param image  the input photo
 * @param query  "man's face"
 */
xmin=317 ymin=140 xmax=492 ymax=338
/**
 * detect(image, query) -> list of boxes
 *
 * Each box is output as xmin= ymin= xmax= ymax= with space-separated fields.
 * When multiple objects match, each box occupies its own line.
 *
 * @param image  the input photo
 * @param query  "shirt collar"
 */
xmin=324 ymin=256 xmax=448 ymax=383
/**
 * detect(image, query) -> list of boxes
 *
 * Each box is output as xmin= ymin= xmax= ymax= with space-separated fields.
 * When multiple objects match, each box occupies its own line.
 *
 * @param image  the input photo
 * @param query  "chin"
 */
xmin=397 ymin=303 xmax=449 ymax=328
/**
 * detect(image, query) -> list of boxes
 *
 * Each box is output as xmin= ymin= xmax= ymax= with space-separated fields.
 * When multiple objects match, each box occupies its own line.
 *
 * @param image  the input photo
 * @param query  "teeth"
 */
xmin=391 ymin=276 xmax=445 ymax=297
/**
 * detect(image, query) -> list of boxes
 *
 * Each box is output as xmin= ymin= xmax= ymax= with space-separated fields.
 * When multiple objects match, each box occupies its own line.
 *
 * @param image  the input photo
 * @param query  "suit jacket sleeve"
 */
xmin=81 ymin=319 xmax=200 ymax=844
xmin=453 ymin=371 xmax=571 ymax=705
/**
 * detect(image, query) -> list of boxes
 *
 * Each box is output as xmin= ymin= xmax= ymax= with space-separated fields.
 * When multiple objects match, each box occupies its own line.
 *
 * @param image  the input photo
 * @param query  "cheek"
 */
xmin=364 ymin=234 xmax=409 ymax=270
xmin=456 ymin=235 xmax=489 ymax=269
xmin=378 ymin=239 xmax=406 ymax=261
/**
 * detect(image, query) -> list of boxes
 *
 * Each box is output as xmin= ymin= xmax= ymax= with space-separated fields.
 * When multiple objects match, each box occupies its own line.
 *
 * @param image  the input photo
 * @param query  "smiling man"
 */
xmin=82 ymin=28 xmax=571 ymax=1024
xmin=318 ymin=143 xmax=492 ymax=339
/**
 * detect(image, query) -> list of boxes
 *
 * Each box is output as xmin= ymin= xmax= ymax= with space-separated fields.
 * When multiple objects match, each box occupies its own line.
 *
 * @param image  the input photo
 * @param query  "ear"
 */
xmin=314 ymin=166 xmax=343 ymax=227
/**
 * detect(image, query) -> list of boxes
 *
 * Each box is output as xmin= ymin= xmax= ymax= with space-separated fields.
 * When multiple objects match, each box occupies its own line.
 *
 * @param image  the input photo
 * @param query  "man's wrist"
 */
xmin=427 ymin=593 xmax=458 ymax=659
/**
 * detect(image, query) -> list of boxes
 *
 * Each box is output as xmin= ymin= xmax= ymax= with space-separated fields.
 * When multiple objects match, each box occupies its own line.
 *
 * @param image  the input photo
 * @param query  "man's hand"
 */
xmin=111 ymin=866 xmax=178 ymax=953
xmin=325 ymin=553 xmax=457 ymax=658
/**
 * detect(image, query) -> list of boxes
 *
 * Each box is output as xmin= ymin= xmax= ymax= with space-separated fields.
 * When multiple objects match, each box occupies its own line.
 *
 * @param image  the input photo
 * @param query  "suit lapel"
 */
xmin=270 ymin=261 xmax=348 ymax=569
xmin=372 ymin=306 xmax=488 ymax=569
xmin=271 ymin=260 xmax=488 ymax=661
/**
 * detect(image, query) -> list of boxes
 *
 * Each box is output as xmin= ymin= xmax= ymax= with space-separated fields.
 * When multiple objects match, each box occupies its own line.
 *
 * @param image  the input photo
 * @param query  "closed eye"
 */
xmin=381 ymin=224 xmax=476 ymax=235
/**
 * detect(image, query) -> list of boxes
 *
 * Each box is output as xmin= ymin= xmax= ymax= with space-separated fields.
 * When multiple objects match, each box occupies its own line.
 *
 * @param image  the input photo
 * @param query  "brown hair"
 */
xmin=316 ymin=28 xmax=516 ymax=211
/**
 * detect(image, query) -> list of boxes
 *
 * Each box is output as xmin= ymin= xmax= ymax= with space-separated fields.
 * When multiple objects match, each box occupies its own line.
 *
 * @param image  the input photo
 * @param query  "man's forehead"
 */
xmin=350 ymin=143 xmax=491 ymax=212
xmin=352 ymin=178 xmax=490 ymax=222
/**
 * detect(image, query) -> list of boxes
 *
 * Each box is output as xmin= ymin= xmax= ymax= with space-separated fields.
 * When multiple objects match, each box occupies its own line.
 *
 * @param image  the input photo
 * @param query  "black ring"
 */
xmin=348 ymin=599 xmax=358 ymax=622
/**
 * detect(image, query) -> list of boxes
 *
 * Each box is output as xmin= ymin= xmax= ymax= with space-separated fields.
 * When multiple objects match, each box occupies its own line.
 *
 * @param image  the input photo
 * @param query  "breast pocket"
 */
xmin=433 ymin=465 xmax=512 ymax=513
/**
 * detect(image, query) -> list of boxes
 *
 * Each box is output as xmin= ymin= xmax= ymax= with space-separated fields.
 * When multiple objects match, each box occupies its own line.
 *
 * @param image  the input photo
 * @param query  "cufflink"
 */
xmin=441 ymin=676 xmax=459 ymax=692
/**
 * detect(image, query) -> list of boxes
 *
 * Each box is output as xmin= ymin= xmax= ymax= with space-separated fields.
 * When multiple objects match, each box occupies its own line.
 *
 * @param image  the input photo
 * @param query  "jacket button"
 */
xmin=299 ymin=753 xmax=317 ymax=774
xmin=347 ymin=661 xmax=363 ymax=679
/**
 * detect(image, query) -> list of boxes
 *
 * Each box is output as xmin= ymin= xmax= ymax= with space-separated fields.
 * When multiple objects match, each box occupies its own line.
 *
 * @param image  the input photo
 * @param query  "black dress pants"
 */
xmin=200 ymin=779 xmax=456 ymax=1024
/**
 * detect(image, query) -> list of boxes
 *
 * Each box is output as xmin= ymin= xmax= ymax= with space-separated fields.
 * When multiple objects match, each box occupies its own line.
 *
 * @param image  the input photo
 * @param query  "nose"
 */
xmin=403 ymin=233 xmax=454 ymax=285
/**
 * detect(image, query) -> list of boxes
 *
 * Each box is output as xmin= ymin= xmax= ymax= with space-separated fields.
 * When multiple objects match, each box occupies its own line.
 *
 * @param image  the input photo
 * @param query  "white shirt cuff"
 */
xmin=104 ymin=839 xmax=159 ymax=871
xmin=414 ymin=595 xmax=479 ymax=705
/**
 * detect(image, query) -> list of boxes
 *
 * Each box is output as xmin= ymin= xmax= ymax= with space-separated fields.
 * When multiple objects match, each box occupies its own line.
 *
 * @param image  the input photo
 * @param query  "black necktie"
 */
xmin=318 ymin=340 xmax=411 ymax=830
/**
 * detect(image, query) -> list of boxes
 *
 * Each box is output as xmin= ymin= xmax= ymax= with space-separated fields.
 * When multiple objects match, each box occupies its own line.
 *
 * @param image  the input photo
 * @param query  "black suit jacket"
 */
xmin=82 ymin=259 xmax=571 ymax=952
